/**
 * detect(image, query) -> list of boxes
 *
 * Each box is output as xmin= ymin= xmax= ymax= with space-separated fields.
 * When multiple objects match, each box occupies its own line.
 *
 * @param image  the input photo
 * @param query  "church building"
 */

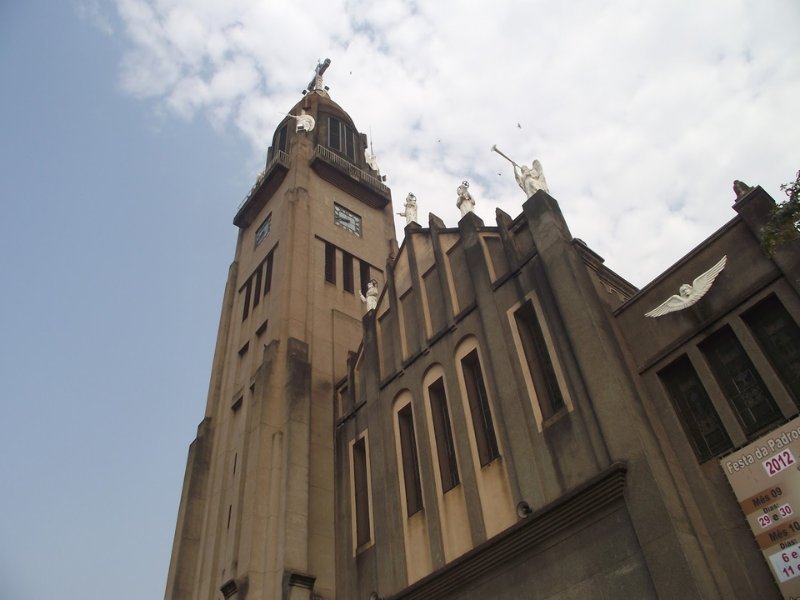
xmin=166 ymin=64 xmax=800 ymax=599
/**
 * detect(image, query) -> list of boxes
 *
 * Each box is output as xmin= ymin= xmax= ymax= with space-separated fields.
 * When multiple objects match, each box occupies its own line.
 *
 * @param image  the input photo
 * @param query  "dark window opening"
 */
xmin=743 ymin=295 xmax=800 ymax=405
xmin=429 ymin=378 xmax=459 ymax=492
xmin=264 ymin=248 xmax=274 ymax=295
xmin=352 ymin=436 xmax=371 ymax=547
xmin=255 ymin=319 xmax=268 ymax=338
xmin=327 ymin=116 xmax=357 ymax=161
xmin=238 ymin=342 xmax=249 ymax=357
xmin=344 ymin=128 xmax=355 ymax=160
xmin=398 ymin=404 xmax=423 ymax=516
xmin=342 ymin=251 xmax=354 ymax=294
xmin=227 ymin=504 xmax=232 ymax=530
xmin=253 ymin=262 xmax=263 ymax=308
xmin=233 ymin=453 xmax=237 ymax=476
xmin=328 ymin=116 xmax=341 ymax=150
xmin=514 ymin=300 xmax=565 ymax=418
xmin=240 ymin=280 xmax=252 ymax=321
xmin=325 ymin=243 xmax=336 ymax=284
xmin=276 ymin=124 xmax=288 ymax=153
xmin=462 ymin=349 xmax=500 ymax=466
xmin=700 ymin=326 xmax=782 ymax=436
xmin=360 ymin=261 xmax=370 ymax=295
xmin=659 ymin=355 xmax=732 ymax=461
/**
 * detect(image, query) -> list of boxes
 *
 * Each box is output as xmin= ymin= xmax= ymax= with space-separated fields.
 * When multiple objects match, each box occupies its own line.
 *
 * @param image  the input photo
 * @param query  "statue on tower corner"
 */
xmin=397 ymin=193 xmax=418 ymax=225
xmin=288 ymin=108 xmax=315 ymax=133
xmin=514 ymin=160 xmax=549 ymax=196
xmin=457 ymin=181 xmax=475 ymax=217
xmin=360 ymin=279 xmax=379 ymax=312
xmin=733 ymin=179 xmax=753 ymax=199
xmin=491 ymin=144 xmax=550 ymax=196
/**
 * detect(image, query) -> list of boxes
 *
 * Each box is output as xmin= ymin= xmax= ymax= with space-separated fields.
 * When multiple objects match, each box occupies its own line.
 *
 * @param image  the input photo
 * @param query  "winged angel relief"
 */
xmin=644 ymin=256 xmax=727 ymax=318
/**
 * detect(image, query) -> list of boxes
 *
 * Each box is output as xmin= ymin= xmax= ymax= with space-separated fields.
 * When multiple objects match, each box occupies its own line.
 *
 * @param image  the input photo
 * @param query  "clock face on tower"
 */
xmin=333 ymin=203 xmax=362 ymax=236
xmin=255 ymin=214 xmax=271 ymax=247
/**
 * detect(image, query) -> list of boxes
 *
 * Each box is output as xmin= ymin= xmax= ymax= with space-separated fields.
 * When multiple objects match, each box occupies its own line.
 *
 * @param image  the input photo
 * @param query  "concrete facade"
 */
xmin=168 ymin=83 xmax=800 ymax=599
xmin=165 ymin=88 xmax=396 ymax=600
xmin=335 ymin=186 xmax=798 ymax=599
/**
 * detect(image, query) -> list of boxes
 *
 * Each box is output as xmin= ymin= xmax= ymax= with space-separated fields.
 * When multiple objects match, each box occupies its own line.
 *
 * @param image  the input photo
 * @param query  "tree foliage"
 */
xmin=761 ymin=169 xmax=800 ymax=255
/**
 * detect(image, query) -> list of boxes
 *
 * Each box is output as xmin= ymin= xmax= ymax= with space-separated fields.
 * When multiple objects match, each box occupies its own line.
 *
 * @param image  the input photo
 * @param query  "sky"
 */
xmin=0 ymin=1 xmax=797 ymax=599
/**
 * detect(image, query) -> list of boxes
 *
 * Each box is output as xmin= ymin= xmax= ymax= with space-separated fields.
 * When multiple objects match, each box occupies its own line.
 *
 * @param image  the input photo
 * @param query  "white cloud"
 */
xmin=113 ymin=0 xmax=800 ymax=285
xmin=75 ymin=0 xmax=115 ymax=35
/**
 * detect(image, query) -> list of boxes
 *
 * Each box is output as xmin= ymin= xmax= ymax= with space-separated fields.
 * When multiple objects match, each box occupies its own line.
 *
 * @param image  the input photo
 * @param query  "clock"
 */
xmin=334 ymin=204 xmax=362 ymax=236
xmin=255 ymin=214 xmax=271 ymax=247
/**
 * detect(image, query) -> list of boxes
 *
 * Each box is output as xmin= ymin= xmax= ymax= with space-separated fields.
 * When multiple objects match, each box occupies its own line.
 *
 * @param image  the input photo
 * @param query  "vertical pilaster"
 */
xmin=522 ymin=190 xmax=721 ymax=599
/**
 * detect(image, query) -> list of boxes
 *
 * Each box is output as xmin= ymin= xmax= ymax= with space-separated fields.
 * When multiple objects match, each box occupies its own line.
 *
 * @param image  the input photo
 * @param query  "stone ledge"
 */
xmin=385 ymin=462 xmax=628 ymax=600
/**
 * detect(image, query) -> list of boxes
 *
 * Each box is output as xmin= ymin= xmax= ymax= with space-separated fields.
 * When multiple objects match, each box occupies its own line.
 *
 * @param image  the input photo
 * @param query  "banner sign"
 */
xmin=721 ymin=416 xmax=800 ymax=599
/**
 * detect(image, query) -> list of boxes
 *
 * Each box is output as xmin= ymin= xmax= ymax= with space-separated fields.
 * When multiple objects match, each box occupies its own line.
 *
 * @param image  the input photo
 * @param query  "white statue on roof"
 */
xmin=491 ymin=145 xmax=550 ymax=197
xmin=397 ymin=193 xmax=418 ymax=225
xmin=456 ymin=181 xmax=475 ymax=217
xmin=514 ymin=160 xmax=549 ymax=196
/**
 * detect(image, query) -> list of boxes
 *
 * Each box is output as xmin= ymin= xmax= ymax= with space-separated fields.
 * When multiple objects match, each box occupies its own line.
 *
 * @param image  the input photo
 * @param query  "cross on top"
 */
xmin=307 ymin=58 xmax=332 ymax=92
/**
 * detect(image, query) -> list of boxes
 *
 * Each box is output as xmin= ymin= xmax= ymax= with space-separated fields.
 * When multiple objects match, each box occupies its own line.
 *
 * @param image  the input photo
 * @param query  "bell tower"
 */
xmin=165 ymin=61 xmax=397 ymax=600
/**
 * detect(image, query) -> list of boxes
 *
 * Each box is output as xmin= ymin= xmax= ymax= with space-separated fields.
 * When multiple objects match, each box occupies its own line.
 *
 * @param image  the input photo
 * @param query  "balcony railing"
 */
xmin=237 ymin=150 xmax=290 ymax=212
xmin=312 ymin=145 xmax=390 ymax=197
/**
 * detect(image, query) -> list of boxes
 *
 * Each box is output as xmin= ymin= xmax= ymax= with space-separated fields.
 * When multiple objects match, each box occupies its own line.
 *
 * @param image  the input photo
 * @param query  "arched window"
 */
xmin=426 ymin=374 xmax=459 ymax=492
xmin=396 ymin=400 xmax=423 ymax=516
xmin=454 ymin=339 xmax=500 ymax=466
xmin=350 ymin=431 xmax=373 ymax=551
xmin=327 ymin=116 xmax=357 ymax=161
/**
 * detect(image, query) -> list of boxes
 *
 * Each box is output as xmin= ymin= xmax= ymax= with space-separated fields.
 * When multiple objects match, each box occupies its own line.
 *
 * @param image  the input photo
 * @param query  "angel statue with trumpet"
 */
xmin=491 ymin=145 xmax=549 ymax=196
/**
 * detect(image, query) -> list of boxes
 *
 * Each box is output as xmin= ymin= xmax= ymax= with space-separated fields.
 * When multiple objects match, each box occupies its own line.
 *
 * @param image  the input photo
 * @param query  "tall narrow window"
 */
xmin=327 ymin=116 xmax=356 ymax=160
xmin=263 ymin=248 xmax=274 ymax=295
xmin=352 ymin=436 xmax=371 ymax=547
xmin=743 ymin=295 xmax=800 ymax=405
xmin=514 ymin=300 xmax=564 ymax=418
xmin=252 ymin=263 xmax=262 ymax=308
xmin=461 ymin=349 xmax=499 ymax=466
xmin=360 ymin=260 xmax=371 ymax=295
xmin=342 ymin=251 xmax=354 ymax=293
xmin=325 ymin=243 xmax=336 ymax=284
xmin=344 ymin=126 xmax=355 ymax=160
xmin=328 ymin=116 xmax=341 ymax=151
xmin=428 ymin=378 xmax=459 ymax=492
xmin=397 ymin=404 xmax=423 ymax=515
xmin=275 ymin=124 xmax=288 ymax=153
xmin=240 ymin=280 xmax=252 ymax=321
xmin=700 ymin=326 xmax=782 ymax=436
xmin=659 ymin=355 xmax=732 ymax=461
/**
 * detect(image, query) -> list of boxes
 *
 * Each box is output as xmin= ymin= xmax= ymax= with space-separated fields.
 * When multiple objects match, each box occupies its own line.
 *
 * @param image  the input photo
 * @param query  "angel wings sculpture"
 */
xmin=644 ymin=256 xmax=727 ymax=318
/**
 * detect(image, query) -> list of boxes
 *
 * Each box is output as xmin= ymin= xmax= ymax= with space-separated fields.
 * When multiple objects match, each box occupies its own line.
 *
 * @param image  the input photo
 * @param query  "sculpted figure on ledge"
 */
xmin=397 ymin=193 xmax=418 ymax=225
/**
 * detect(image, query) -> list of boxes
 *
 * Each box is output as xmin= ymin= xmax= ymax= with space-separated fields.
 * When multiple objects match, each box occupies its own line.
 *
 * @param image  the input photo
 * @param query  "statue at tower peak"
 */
xmin=397 ymin=193 xmax=418 ymax=225
xmin=306 ymin=58 xmax=332 ymax=95
xmin=457 ymin=180 xmax=475 ymax=217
